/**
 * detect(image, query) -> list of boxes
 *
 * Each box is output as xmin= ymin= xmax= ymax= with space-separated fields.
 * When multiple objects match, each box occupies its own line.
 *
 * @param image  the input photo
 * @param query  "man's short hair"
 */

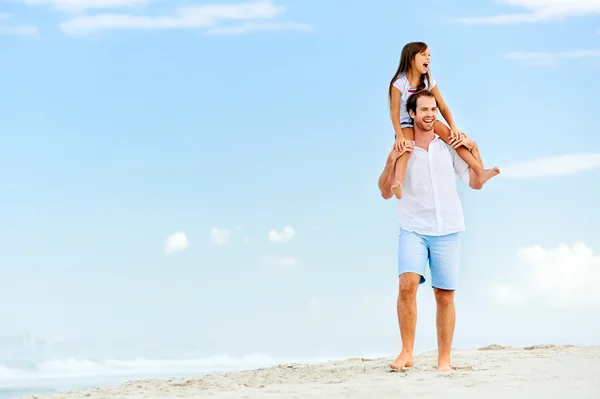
xmin=406 ymin=89 xmax=436 ymax=115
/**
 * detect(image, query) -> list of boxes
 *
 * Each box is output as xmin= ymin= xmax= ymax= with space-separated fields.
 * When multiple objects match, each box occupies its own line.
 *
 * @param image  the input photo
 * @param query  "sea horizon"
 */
xmin=0 ymin=350 xmax=395 ymax=399
xmin=5 ymin=334 xmax=595 ymax=399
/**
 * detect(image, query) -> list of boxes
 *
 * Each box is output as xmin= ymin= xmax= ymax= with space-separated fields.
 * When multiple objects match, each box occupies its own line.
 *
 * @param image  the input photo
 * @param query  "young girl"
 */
xmin=388 ymin=42 xmax=499 ymax=198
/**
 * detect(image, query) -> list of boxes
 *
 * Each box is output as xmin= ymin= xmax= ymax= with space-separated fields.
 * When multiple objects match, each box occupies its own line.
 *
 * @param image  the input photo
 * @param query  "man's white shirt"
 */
xmin=396 ymin=135 xmax=470 ymax=236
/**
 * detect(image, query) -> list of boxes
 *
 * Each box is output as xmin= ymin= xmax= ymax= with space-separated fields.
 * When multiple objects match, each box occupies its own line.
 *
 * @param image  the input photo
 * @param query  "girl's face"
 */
xmin=412 ymin=47 xmax=431 ymax=75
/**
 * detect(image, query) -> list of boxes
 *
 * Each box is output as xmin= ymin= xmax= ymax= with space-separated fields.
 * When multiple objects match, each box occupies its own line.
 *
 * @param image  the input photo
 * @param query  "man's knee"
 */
xmin=434 ymin=288 xmax=454 ymax=307
xmin=398 ymin=273 xmax=420 ymax=300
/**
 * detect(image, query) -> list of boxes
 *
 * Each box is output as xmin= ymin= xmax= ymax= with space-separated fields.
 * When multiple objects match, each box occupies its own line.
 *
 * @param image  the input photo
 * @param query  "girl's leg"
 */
xmin=434 ymin=121 xmax=499 ymax=188
xmin=392 ymin=127 xmax=414 ymax=199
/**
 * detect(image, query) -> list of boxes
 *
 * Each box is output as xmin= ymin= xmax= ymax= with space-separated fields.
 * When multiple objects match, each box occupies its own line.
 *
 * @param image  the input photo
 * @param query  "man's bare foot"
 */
xmin=474 ymin=167 xmax=500 ymax=189
xmin=437 ymin=357 xmax=452 ymax=372
xmin=390 ymin=352 xmax=413 ymax=371
xmin=392 ymin=180 xmax=403 ymax=199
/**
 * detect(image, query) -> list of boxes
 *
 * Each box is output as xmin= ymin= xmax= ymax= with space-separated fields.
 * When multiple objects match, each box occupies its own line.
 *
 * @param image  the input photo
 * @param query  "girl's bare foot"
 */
xmin=475 ymin=167 xmax=500 ymax=188
xmin=392 ymin=181 xmax=403 ymax=199
xmin=390 ymin=352 xmax=413 ymax=371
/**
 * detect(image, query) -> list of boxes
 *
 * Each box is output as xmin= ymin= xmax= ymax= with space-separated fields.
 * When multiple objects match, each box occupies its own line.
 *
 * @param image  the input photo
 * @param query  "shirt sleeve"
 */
xmin=450 ymin=145 xmax=470 ymax=186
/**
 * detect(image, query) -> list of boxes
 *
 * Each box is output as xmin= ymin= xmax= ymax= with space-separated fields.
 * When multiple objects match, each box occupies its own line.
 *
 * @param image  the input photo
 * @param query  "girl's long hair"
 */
xmin=388 ymin=41 xmax=431 ymax=103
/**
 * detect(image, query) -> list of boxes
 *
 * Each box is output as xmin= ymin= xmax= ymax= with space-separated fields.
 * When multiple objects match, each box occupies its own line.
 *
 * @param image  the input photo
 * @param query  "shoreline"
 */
xmin=16 ymin=344 xmax=600 ymax=399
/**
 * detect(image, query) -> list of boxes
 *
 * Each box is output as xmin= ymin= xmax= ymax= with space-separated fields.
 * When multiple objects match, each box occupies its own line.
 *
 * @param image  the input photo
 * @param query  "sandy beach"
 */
xmin=17 ymin=344 xmax=600 ymax=399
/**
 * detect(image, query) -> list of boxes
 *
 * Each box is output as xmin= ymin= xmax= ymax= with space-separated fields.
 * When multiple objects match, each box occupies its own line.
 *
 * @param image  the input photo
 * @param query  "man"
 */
xmin=378 ymin=89 xmax=495 ymax=372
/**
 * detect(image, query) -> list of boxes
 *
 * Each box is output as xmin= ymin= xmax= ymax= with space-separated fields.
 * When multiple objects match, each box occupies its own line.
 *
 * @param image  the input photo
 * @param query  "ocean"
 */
xmin=0 ymin=352 xmax=378 ymax=399
xmin=0 ymin=353 xmax=289 ymax=399
xmin=0 ymin=333 xmax=405 ymax=398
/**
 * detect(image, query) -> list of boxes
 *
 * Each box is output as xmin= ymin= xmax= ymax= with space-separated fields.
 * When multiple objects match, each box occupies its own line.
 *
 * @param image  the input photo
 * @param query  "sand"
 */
xmin=17 ymin=344 xmax=600 ymax=399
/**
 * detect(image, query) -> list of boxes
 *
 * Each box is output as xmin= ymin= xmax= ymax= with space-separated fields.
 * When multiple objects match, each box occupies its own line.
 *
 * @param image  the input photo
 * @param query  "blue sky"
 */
xmin=1 ymin=0 xmax=599 ymax=358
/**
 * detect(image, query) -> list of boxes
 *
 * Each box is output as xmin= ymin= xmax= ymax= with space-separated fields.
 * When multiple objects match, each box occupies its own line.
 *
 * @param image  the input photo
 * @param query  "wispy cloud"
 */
xmin=57 ymin=0 xmax=311 ymax=36
xmin=451 ymin=0 xmax=600 ymax=25
xmin=0 ymin=13 xmax=38 ymax=36
xmin=263 ymin=255 xmax=299 ymax=269
xmin=267 ymin=225 xmax=295 ymax=243
xmin=0 ymin=24 xmax=38 ymax=36
xmin=505 ymin=49 xmax=600 ymax=66
xmin=164 ymin=231 xmax=189 ymax=255
xmin=205 ymin=21 xmax=312 ymax=35
xmin=499 ymin=153 xmax=600 ymax=179
xmin=210 ymin=227 xmax=232 ymax=246
xmin=493 ymin=243 xmax=600 ymax=309
xmin=23 ymin=0 xmax=148 ymax=12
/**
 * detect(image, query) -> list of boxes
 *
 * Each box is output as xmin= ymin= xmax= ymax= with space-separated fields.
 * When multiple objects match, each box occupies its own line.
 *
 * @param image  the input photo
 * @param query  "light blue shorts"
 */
xmin=397 ymin=229 xmax=461 ymax=290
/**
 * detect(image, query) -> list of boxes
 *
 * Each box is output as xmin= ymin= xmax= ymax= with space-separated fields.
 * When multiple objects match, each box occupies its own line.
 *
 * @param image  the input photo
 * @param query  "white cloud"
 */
xmin=0 ymin=13 xmax=38 ymax=36
xmin=494 ymin=283 xmax=526 ymax=305
xmin=451 ymin=0 xmax=600 ymax=25
xmin=210 ymin=227 xmax=232 ymax=246
xmin=23 ymin=0 xmax=148 ymax=12
xmin=267 ymin=225 xmax=295 ymax=243
xmin=493 ymin=243 xmax=600 ymax=309
xmin=263 ymin=255 xmax=299 ymax=269
xmin=0 ymin=24 xmax=39 ymax=36
xmin=205 ymin=21 xmax=312 ymax=35
xmin=58 ymin=0 xmax=310 ymax=35
xmin=505 ymin=49 xmax=600 ymax=66
xmin=164 ymin=231 xmax=189 ymax=255
xmin=499 ymin=153 xmax=600 ymax=179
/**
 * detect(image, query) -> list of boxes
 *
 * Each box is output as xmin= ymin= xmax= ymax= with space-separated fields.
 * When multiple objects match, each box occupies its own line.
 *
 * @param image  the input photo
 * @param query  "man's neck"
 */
xmin=413 ymin=127 xmax=436 ymax=151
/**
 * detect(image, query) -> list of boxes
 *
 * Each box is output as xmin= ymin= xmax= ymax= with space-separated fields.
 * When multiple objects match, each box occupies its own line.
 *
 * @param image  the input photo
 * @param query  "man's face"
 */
xmin=410 ymin=95 xmax=437 ymax=131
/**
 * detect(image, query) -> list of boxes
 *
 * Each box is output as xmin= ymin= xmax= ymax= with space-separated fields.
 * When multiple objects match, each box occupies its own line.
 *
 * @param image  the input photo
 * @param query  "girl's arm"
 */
xmin=379 ymin=146 xmax=410 ymax=199
xmin=468 ymin=143 xmax=485 ymax=190
xmin=430 ymin=85 xmax=459 ymax=134
xmin=389 ymin=87 xmax=405 ymax=141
